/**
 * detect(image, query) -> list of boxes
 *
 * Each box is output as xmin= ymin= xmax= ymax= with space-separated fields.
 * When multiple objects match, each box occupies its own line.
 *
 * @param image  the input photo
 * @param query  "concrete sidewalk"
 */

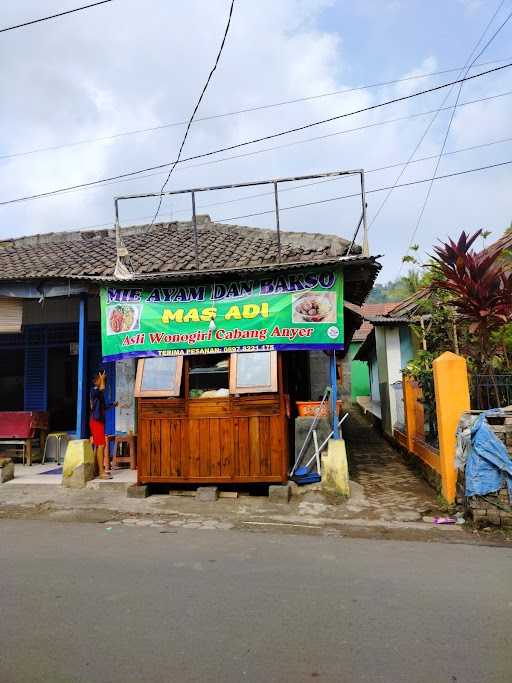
xmin=0 ymin=415 xmax=508 ymax=545
xmin=0 ymin=475 xmax=497 ymax=545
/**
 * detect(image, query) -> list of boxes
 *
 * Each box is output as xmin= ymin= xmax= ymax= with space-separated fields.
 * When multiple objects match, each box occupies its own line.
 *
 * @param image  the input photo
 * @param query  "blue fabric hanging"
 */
xmin=464 ymin=410 xmax=512 ymax=499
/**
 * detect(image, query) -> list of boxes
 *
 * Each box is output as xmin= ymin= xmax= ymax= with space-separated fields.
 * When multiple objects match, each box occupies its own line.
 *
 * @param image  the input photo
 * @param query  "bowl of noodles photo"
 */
xmin=292 ymin=292 xmax=336 ymax=324
xmin=107 ymin=304 xmax=141 ymax=335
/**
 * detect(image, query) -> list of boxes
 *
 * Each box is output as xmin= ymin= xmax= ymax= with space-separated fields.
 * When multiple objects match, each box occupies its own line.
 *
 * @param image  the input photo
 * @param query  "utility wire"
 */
xmin=49 ymin=136 xmax=512 ymax=233
xmin=0 ymin=62 xmax=510 ymax=208
xmin=178 ymin=135 xmax=512 ymax=215
xmin=1 ymin=56 xmax=510 ymax=162
xmin=7 ymin=88 xmax=510 ymax=206
xmin=59 ymin=89 xmax=512 ymax=198
xmin=0 ymin=0 xmax=115 ymax=33
xmin=216 ymin=159 xmax=512 ymax=222
xmin=23 ymin=157 xmax=511 ymax=234
xmin=400 ymin=4 xmax=512 ymax=271
xmin=149 ymin=0 xmax=235 ymax=227
xmin=370 ymin=0 xmax=509 ymax=235
xmin=2 ymin=87 xmax=511 ymax=207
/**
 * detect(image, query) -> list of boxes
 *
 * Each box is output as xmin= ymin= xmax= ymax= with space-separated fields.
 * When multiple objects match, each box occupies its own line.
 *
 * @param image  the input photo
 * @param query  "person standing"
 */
xmin=89 ymin=369 xmax=117 ymax=479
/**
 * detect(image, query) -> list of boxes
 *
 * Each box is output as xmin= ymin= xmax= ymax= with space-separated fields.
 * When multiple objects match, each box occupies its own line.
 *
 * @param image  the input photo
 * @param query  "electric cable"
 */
xmin=149 ymin=0 xmax=235 ymax=226
xmin=371 ymin=0 xmax=510 ymax=236
xmin=400 ymin=5 xmax=512 ymax=270
xmin=214 ymin=159 xmax=512 ymax=222
xmin=0 ymin=0 xmax=115 ymax=33
xmin=32 ymin=154 xmax=512 ymax=234
xmin=1 ymin=56 xmax=510 ymax=162
xmin=6 ymin=88 xmax=511 ymax=204
xmin=1 ymin=62 xmax=510 ymax=208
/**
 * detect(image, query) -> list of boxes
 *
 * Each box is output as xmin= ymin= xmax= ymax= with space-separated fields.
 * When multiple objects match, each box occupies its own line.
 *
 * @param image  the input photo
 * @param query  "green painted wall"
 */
xmin=348 ymin=342 xmax=370 ymax=400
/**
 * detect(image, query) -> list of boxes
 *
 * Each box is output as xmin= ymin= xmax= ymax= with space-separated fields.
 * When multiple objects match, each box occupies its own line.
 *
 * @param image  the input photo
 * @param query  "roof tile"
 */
xmin=0 ymin=218 xmax=360 ymax=282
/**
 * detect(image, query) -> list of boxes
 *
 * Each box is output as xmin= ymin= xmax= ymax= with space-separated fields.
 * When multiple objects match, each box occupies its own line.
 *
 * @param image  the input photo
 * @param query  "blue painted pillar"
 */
xmin=76 ymin=296 xmax=88 ymax=438
xmin=329 ymin=350 xmax=340 ymax=440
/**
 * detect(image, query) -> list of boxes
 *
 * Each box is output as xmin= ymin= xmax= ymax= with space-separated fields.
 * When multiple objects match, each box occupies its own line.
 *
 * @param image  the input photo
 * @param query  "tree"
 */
xmin=366 ymin=269 xmax=424 ymax=303
xmin=430 ymin=229 xmax=512 ymax=373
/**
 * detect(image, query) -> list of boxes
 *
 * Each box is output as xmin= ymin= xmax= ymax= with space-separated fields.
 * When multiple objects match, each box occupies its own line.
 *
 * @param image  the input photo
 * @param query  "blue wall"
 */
xmin=399 ymin=325 xmax=414 ymax=370
xmin=0 ymin=322 xmax=115 ymax=436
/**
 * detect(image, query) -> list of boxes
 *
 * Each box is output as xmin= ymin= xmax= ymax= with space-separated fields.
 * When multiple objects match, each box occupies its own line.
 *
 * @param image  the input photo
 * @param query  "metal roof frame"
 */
xmin=113 ymin=169 xmax=369 ymax=278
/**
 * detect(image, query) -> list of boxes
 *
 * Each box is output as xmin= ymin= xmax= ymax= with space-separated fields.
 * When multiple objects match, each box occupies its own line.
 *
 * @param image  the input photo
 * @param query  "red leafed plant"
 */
xmin=430 ymin=229 xmax=512 ymax=370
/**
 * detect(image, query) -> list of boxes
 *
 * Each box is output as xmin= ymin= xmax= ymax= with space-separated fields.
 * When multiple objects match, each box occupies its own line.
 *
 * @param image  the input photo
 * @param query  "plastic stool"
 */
xmin=42 ymin=432 xmax=69 ymax=465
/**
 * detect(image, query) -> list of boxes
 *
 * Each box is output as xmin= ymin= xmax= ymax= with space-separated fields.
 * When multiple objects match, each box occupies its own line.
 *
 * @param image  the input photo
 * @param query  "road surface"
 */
xmin=0 ymin=519 xmax=510 ymax=682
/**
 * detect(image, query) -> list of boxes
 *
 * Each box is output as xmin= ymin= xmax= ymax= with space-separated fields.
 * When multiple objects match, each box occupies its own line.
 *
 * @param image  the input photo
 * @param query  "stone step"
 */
xmin=86 ymin=479 xmax=133 ymax=493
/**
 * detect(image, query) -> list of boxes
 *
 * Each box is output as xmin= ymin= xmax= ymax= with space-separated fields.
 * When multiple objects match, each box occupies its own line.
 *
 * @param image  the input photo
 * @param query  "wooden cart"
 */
xmin=136 ymin=352 xmax=290 ymax=485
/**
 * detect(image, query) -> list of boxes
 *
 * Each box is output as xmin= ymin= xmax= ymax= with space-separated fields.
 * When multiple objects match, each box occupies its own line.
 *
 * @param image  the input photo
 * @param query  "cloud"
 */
xmin=0 ymin=0 xmax=510 ymax=283
xmin=457 ymin=0 xmax=483 ymax=15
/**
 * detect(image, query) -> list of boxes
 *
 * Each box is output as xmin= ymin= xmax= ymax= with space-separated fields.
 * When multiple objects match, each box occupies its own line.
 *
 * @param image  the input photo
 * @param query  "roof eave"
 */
xmin=0 ymin=253 xmax=381 ymax=307
xmin=353 ymin=328 xmax=375 ymax=361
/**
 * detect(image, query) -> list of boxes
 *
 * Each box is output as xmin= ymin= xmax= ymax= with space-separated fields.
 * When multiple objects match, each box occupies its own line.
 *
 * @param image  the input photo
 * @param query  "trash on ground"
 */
xmin=433 ymin=517 xmax=457 ymax=525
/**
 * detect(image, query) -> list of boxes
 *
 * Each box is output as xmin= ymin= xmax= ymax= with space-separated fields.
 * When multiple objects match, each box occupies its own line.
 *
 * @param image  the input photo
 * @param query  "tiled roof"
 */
xmin=347 ymin=302 xmax=398 ymax=342
xmin=385 ymin=289 xmax=429 ymax=317
xmin=0 ymin=215 xmax=361 ymax=282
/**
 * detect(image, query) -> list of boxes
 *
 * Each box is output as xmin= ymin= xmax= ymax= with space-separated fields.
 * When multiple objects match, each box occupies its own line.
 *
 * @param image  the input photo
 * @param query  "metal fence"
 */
xmin=471 ymin=373 xmax=512 ymax=410
xmin=422 ymin=396 xmax=439 ymax=448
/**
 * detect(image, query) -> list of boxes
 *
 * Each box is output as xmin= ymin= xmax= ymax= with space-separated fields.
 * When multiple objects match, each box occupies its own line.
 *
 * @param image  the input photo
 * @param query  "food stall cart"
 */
xmin=100 ymin=268 xmax=345 ymax=486
xmin=134 ymin=351 xmax=289 ymax=484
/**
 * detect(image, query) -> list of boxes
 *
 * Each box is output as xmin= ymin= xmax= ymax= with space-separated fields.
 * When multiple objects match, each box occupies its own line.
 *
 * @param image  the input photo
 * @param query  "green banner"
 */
xmin=100 ymin=269 xmax=344 ymax=361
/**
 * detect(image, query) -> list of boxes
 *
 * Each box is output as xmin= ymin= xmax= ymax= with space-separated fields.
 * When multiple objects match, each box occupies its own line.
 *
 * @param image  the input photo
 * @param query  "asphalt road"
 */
xmin=0 ymin=520 xmax=510 ymax=683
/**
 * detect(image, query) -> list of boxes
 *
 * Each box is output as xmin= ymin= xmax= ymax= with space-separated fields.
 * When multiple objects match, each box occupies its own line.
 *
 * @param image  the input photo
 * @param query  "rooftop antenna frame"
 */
xmin=113 ymin=169 xmax=368 ymax=278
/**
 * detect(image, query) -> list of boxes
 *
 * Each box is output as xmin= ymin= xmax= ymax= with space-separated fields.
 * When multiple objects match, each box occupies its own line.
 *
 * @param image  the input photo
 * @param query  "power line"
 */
xmin=2 ymin=86 xmax=511 ymax=209
xmin=173 ymin=90 xmax=512 ymax=173
xmin=22 ymin=90 xmax=512 ymax=203
xmin=370 ymin=0 xmax=510 ymax=234
xmin=0 ymin=0 xmax=115 ymax=33
xmin=149 ymin=0 xmax=235 ymax=226
xmin=69 ymin=89 xmax=512 ymax=196
xmin=1 ymin=62 xmax=510 ymax=209
xmin=215 ymin=159 xmax=512 ymax=222
xmin=186 ymin=135 xmax=512 ymax=215
xmin=401 ymin=4 xmax=512 ymax=267
xmin=41 ymin=142 xmax=512 ymax=234
xmin=1 ymin=55 xmax=510 ymax=163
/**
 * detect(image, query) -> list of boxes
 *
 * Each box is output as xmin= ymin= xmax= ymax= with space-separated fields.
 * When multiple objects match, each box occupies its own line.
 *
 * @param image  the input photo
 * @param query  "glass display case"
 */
xmin=134 ymin=356 xmax=183 ymax=397
xmin=134 ymin=351 xmax=277 ymax=398
xmin=188 ymin=354 xmax=230 ymax=398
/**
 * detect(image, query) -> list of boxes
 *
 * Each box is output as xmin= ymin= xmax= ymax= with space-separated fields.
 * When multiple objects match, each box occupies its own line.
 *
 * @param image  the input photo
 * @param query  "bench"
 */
xmin=0 ymin=412 xmax=49 ymax=466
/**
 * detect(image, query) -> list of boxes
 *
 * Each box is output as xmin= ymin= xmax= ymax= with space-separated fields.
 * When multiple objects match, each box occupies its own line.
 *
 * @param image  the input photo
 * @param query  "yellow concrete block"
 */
xmin=321 ymin=438 xmax=350 ymax=497
xmin=433 ymin=352 xmax=470 ymax=504
xmin=62 ymin=439 xmax=96 ymax=488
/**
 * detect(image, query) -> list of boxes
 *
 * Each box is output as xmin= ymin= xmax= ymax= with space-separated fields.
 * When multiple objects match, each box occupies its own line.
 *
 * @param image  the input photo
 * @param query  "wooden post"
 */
xmin=76 ymin=295 xmax=88 ymax=439
xmin=403 ymin=375 xmax=417 ymax=453
xmin=432 ymin=352 xmax=470 ymax=503
xmin=452 ymin=318 xmax=460 ymax=355
xmin=420 ymin=316 xmax=427 ymax=351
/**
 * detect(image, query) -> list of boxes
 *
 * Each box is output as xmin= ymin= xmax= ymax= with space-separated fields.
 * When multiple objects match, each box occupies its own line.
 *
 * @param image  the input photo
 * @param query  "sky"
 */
xmin=0 ymin=0 xmax=511 ymax=282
